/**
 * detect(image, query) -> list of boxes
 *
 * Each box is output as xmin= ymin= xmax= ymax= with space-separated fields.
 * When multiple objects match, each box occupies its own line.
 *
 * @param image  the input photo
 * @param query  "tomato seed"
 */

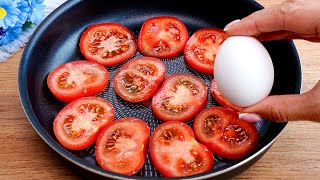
xmin=179 ymin=135 xmax=185 ymax=141
xmin=135 ymin=63 xmax=156 ymax=75
xmin=99 ymin=36 xmax=106 ymax=41
xmin=121 ymin=73 xmax=145 ymax=93
xmin=180 ymin=152 xmax=202 ymax=174
xmin=173 ymin=79 xmax=199 ymax=95
xmin=191 ymin=150 xmax=199 ymax=156
xmin=63 ymin=115 xmax=85 ymax=138
xmin=204 ymin=115 xmax=221 ymax=135
xmin=159 ymin=128 xmax=185 ymax=145
xmin=153 ymin=39 xmax=169 ymax=53
xmin=222 ymin=125 xmax=248 ymax=144
xmin=77 ymin=103 xmax=105 ymax=122
xmin=161 ymin=96 xmax=188 ymax=113
xmin=105 ymin=129 xmax=130 ymax=150
xmin=120 ymin=45 xmax=129 ymax=52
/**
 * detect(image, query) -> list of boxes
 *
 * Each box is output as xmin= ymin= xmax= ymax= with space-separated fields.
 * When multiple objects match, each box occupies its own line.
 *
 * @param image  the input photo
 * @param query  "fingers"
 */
xmin=226 ymin=3 xmax=290 ymax=36
xmin=256 ymin=31 xmax=293 ymax=41
xmin=240 ymin=94 xmax=307 ymax=123
xmin=226 ymin=0 xmax=320 ymax=40
xmin=256 ymin=31 xmax=320 ymax=42
xmin=240 ymin=81 xmax=320 ymax=122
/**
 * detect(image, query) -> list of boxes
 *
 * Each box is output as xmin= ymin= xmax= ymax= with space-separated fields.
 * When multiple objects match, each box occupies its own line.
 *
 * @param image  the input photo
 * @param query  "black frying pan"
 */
xmin=18 ymin=0 xmax=301 ymax=179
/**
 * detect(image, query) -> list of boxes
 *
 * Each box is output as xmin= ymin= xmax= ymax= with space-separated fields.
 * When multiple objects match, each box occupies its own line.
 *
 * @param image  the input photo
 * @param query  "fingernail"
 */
xmin=239 ymin=113 xmax=263 ymax=123
xmin=223 ymin=19 xmax=241 ymax=31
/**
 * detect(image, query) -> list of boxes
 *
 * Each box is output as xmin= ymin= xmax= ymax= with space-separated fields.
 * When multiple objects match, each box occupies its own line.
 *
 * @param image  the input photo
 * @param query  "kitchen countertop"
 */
xmin=1 ymin=0 xmax=320 ymax=179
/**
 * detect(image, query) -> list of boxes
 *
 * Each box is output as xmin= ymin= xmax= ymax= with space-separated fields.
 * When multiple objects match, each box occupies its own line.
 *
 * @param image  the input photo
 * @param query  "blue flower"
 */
xmin=18 ymin=0 xmax=32 ymax=23
xmin=27 ymin=0 xmax=45 ymax=25
xmin=0 ymin=0 xmax=21 ymax=29
xmin=0 ymin=25 xmax=23 ymax=45
xmin=0 ymin=27 xmax=5 ymax=39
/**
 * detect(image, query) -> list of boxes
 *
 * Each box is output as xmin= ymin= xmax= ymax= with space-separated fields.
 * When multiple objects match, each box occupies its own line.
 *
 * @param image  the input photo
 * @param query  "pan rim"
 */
xmin=18 ymin=0 xmax=301 ymax=179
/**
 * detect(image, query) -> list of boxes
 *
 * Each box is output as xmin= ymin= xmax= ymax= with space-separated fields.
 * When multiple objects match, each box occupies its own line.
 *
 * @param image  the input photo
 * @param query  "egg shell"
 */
xmin=214 ymin=36 xmax=274 ymax=107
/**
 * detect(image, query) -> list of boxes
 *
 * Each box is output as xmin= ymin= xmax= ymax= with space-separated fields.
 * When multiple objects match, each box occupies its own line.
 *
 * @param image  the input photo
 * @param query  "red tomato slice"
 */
xmin=149 ymin=121 xmax=213 ymax=177
xmin=210 ymin=79 xmax=243 ymax=112
xmin=113 ymin=57 xmax=166 ymax=103
xmin=193 ymin=106 xmax=259 ymax=159
xmin=47 ymin=60 xmax=109 ymax=103
xmin=53 ymin=97 xmax=115 ymax=150
xmin=80 ymin=22 xmax=137 ymax=66
xmin=152 ymin=74 xmax=207 ymax=122
xmin=184 ymin=28 xmax=228 ymax=74
xmin=138 ymin=16 xmax=189 ymax=58
xmin=95 ymin=117 xmax=150 ymax=176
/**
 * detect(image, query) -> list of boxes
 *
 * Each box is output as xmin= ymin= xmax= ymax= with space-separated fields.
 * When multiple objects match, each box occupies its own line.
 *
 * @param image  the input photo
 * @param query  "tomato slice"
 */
xmin=95 ymin=117 xmax=150 ymax=176
xmin=184 ymin=28 xmax=228 ymax=74
xmin=47 ymin=60 xmax=109 ymax=103
xmin=210 ymin=79 xmax=243 ymax=112
xmin=138 ymin=16 xmax=189 ymax=58
xmin=53 ymin=97 xmax=115 ymax=150
xmin=80 ymin=22 xmax=137 ymax=66
xmin=113 ymin=57 xmax=166 ymax=103
xmin=193 ymin=106 xmax=259 ymax=159
xmin=152 ymin=74 xmax=207 ymax=122
xmin=149 ymin=121 xmax=213 ymax=177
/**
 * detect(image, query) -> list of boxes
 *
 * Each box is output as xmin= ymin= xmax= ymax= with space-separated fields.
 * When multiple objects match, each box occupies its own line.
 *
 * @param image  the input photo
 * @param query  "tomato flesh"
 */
xmin=113 ymin=57 xmax=166 ymax=102
xmin=53 ymin=97 xmax=115 ymax=150
xmin=95 ymin=118 xmax=150 ymax=176
xmin=47 ymin=60 xmax=109 ymax=103
xmin=210 ymin=79 xmax=243 ymax=112
xmin=138 ymin=16 xmax=189 ymax=58
xmin=149 ymin=121 xmax=213 ymax=177
xmin=80 ymin=22 xmax=137 ymax=66
xmin=184 ymin=28 xmax=228 ymax=74
xmin=152 ymin=74 xmax=207 ymax=122
xmin=193 ymin=106 xmax=259 ymax=159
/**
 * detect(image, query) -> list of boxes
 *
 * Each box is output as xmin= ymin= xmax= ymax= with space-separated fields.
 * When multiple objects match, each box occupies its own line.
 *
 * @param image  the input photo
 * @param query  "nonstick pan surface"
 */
xmin=18 ymin=0 xmax=301 ymax=179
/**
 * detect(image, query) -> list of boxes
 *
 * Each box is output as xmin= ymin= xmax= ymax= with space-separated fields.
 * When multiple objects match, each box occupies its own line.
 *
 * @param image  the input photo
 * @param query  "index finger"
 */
xmin=226 ymin=2 xmax=296 ymax=36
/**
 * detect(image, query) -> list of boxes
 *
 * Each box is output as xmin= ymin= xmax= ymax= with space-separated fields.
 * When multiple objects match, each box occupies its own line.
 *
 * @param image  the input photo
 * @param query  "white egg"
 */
xmin=214 ymin=36 xmax=274 ymax=107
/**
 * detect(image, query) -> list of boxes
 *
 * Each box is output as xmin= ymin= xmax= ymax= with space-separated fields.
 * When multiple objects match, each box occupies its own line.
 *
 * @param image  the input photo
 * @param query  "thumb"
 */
xmin=240 ymin=81 xmax=320 ymax=122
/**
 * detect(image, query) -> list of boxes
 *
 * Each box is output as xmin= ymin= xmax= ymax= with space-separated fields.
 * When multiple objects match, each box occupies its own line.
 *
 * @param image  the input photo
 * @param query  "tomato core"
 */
xmin=63 ymin=115 xmax=85 ymax=138
xmin=160 ymin=79 xmax=200 ymax=113
xmin=89 ymin=30 xmax=130 ymax=58
xmin=178 ymin=149 xmax=203 ymax=174
xmin=121 ymin=73 xmax=146 ymax=93
xmin=158 ymin=128 xmax=185 ymax=145
xmin=105 ymin=129 xmax=131 ymax=151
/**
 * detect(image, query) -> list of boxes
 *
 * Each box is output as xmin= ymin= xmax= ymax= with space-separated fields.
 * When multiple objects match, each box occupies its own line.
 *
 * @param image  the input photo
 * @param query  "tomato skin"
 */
xmin=47 ymin=60 xmax=109 ymax=103
xmin=53 ymin=97 xmax=114 ymax=150
xmin=184 ymin=28 xmax=228 ymax=74
xmin=193 ymin=106 xmax=259 ymax=159
xmin=149 ymin=121 xmax=214 ymax=177
xmin=95 ymin=117 xmax=150 ymax=176
xmin=80 ymin=22 xmax=137 ymax=66
xmin=152 ymin=74 xmax=208 ymax=122
xmin=113 ymin=57 xmax=166 ymax=103
xmin=210 ymin=79 xmax=243 ymax=112
xmin=138 ymin=16 xmax=189 ymax=59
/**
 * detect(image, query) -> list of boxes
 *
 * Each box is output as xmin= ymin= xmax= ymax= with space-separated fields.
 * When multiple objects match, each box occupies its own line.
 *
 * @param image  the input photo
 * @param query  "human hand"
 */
xmin=225 ymin=0 xmax=320 ymax=42
xmin=223 ymin=0 xmax=320 ymax=122
xmin=239 ymin=81 xmax=320 ymax=122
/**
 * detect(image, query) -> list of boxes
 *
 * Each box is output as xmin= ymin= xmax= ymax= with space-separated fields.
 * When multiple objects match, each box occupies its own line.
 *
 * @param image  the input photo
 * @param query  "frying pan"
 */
xmin=18 ymin=0 xmax=302 ymax=179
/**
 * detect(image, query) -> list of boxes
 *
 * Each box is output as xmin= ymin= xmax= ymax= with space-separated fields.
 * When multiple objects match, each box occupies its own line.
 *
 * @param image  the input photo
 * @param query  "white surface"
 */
xmin=214 ymin=36 xmax=274 ymax=107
